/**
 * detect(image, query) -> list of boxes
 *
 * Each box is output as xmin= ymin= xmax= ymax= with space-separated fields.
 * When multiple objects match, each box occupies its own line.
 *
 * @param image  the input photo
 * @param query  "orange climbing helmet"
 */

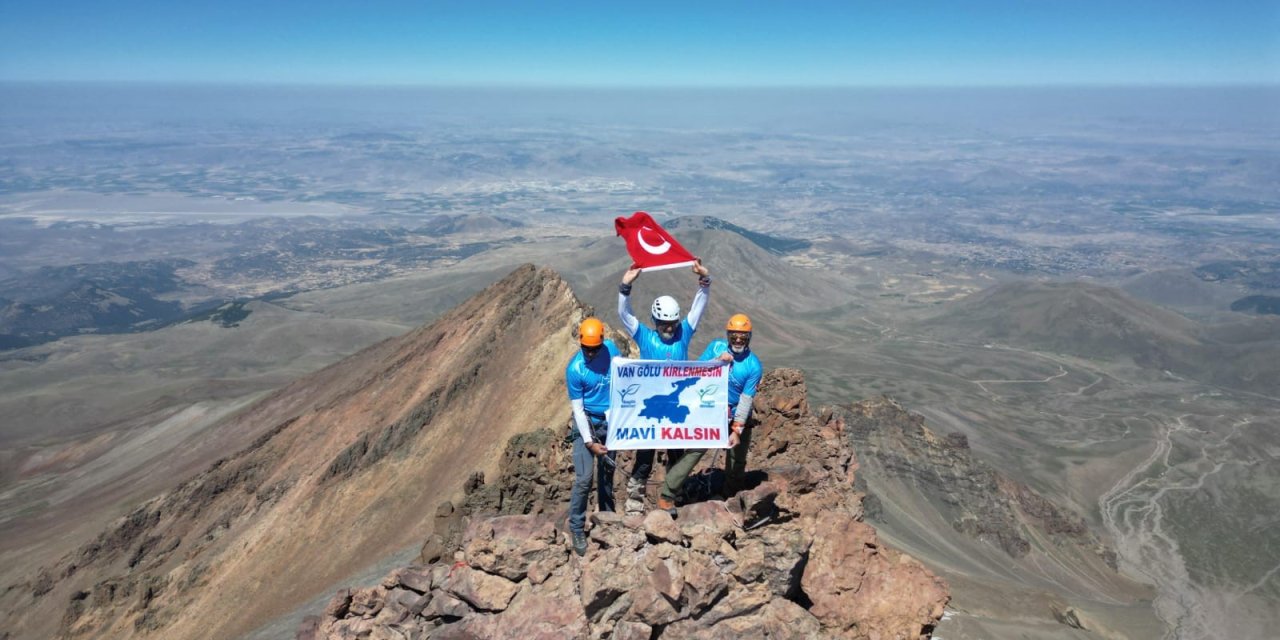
xmin=726 ymin=314 xmax=753 ymax=332
xmin=579 ymin=317 xmax=605 ymax=347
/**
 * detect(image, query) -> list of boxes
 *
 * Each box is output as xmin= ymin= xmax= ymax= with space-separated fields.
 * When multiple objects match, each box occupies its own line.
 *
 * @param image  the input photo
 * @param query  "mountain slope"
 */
xmin=530 ymin=217 xmax=862 ymax=354
xmin=844 ymin=397 xmax=1159 ymax=639
xmin=665 ymin=215 xmax=811 ymax=254
xmin=919 ymin=280 xmax=1280 ymax=395
xmin=922 ymin=281 xmax=1202 ymax=360
xmin=2 ymin=265 xmax=587 ymax=639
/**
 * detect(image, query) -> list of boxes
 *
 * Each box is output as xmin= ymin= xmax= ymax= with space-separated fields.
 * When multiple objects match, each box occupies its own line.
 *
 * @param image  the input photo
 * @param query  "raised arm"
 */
xmin=617 ymin=267 xmax=642 ymax=337
xmin=687 ymin=259 xmax=711 ymax=331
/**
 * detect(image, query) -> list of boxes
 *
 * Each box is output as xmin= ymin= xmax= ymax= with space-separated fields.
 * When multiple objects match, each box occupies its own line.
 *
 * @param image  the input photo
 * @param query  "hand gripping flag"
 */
xmin=615 ymin=211 xmax=697 ymax=272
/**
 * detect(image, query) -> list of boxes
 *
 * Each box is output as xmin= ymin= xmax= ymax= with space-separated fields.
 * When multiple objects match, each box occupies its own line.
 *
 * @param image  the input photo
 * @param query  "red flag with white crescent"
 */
xmin=615 ymin=212 xmax=697 ymax=271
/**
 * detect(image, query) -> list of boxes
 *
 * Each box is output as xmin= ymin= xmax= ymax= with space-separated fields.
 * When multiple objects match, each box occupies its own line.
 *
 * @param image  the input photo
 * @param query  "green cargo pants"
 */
xmin=660 ymin=448 xmax=706 ymax=501
xmin=723 ymin=424 xmax=753 ymax=495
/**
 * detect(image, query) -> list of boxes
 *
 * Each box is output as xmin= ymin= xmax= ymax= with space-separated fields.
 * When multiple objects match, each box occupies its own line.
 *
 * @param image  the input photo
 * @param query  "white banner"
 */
xmin=607 ymin=358 xmax=730 ymax=450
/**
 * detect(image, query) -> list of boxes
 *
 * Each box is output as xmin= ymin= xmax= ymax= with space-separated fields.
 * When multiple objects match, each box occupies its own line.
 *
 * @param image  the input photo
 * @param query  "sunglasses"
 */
xmin=728 ymin=331 xmax=751 ymax=343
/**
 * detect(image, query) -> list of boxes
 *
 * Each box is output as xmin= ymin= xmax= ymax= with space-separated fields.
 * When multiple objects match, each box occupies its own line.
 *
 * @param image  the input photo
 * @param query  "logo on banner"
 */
xmin=617 ymin=383 xmax=640 ymax=408
xmin=697 ymin=385 xmax=719 ymax=408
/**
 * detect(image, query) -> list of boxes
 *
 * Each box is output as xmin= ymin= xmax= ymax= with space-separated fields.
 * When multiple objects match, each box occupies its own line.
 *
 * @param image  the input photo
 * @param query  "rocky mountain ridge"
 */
xmin=306 ymin=369 xmax=949 ymax=639
xmin=846 ymin=396 xmax=1109 ymax=562
xmin=1 ymin=264 xmax=586 ymax=639
xmin=843 ymin=397 xmax=1160 ymax=638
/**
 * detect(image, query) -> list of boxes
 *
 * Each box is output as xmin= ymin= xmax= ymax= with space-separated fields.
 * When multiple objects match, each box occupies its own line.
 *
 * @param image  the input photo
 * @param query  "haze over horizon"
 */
xmin=2 ymin=0 xmax=1277 ymax=86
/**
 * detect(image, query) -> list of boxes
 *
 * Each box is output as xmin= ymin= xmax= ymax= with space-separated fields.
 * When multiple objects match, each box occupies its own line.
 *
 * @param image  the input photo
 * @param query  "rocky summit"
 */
xmin=305 ymin=369 xmax=949 ymax=640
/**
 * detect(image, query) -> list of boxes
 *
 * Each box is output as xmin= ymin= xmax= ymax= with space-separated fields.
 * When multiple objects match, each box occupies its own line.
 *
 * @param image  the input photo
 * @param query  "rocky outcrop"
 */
xmin=844 ymin=396 xmax=1110 ymax=563
xmin=311 ymin=369 xmax=949 ymax=639
xmin=418 ymin=428 xmax=575 ymax=565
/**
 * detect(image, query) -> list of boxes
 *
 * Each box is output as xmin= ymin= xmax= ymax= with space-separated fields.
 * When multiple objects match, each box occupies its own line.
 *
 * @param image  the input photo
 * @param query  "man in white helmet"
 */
xmin=617 ymin=259 xmax=711 ymax=512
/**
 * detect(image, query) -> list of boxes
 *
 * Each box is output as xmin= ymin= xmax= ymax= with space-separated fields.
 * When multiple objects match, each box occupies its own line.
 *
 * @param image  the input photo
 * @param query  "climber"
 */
xmin=564 ymin=317 xmax=621 ymax=556
xmin=617 ymin=259 xmax=711 ymax=513
xmin=700 ymin=313 xmax=763 ymax=496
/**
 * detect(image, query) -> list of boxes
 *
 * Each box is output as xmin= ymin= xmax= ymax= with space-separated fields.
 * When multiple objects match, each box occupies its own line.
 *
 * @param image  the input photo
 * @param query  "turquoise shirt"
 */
xmin=565 ymin=339 xmax=620 ymax=415
xmin=632 ymin=320 xmax=695 ymax=360
xmin=699 ymin=339 xmax=762 ymax=406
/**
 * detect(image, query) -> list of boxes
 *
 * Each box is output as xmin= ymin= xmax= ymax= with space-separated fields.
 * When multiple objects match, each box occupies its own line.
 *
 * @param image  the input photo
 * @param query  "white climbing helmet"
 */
xmin=650 ymin=295 xmax=681 ymax=322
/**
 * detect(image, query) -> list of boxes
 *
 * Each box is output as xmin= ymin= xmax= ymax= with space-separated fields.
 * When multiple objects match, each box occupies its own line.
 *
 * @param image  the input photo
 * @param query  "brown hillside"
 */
xmin=2 ymin=265 xmax=590 ymax=639
xmin=843 ymin=397 xmax=1160 ymax=638
xmin=919 ymin=280 xmax=1280 ymax=394
xmin=923 ymin=280 xmax=1203 ymax=359
xmin=536 ymin=221 xmax=859 ymax=354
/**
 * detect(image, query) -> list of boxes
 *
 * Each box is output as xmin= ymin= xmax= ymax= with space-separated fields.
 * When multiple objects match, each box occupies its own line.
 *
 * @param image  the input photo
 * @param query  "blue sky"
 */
xmin=1 ymin=1 xmax=1276 ymax=86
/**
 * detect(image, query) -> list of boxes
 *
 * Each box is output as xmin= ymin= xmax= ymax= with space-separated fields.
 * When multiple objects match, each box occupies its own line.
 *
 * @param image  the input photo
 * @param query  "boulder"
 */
xmin=462 ymin=515 xmax=565 ymax=581
xmin=347 ymin=587 xmax=384 ymax=617
xmin=680 ymin=550 xmax=730 ymax=613
xmin=625 ymin=583 xmax=684 ymax=627
xmin=580 ymin=545 xmax=647 ymax=618
xmin=677 ymin=501 xmax=739 ymax=549
xmin=641 ymin=510 xmax=683 ymax=545
xmin=612 ymin=620 xmax=653 ymax=640
xmin=588 ymin=518 xmax=646 ymax=552
xmin=396 ymin=566 xmax=433 ymax=594
xmin=665 ymin=598 xmax=822 ymax=639
xmin=441 ymin=566 xmax=520 ymax=613
xmin=802 ymin=511 xmax=948 ymax=639
xmin=421 ymin=590 xmax=471 ymax=620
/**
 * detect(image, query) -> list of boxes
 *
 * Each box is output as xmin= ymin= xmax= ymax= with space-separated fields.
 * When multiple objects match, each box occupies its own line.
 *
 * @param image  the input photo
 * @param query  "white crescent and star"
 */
xmin=637 ymin=226 xmax=671 ymax=255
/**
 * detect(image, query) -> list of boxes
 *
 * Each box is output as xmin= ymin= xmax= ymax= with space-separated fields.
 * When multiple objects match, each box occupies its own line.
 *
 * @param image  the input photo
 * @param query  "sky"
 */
xmin=0 ymin=0 xmax=1277 ymax=86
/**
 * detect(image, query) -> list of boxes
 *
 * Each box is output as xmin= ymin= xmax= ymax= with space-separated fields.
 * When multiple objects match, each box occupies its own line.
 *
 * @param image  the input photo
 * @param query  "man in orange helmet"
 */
xmin=700 ymin=313 xmax=763 ymax=496
xmin=564 ymin=317 xmax=621 ymax=556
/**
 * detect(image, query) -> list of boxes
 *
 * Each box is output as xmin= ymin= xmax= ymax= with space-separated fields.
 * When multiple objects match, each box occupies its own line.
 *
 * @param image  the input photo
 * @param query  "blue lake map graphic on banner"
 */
xmin=639 ymin=378 xmax=697 ymax=424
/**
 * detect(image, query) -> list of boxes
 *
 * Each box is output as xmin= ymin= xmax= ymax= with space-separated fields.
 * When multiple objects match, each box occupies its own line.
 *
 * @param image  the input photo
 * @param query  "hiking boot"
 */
xmin=572 ymin=532 xmax=588 ymax=557
xmin=657 ymin=495 xmax=678 ymax=517
xmin=624 ymin=477 xmax=647 ymax=516
xmin=624 ymin=497 xmax=646 ymax=516
xmin=626 ymin=477 xmax=644 ymax=500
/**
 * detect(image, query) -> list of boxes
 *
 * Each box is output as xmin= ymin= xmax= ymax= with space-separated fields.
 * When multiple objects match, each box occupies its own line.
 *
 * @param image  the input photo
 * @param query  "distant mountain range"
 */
xmin=920 ymin=280 xmax=1280 ymax=395
xmin=665 ymin=215 xmax=810 ymax=254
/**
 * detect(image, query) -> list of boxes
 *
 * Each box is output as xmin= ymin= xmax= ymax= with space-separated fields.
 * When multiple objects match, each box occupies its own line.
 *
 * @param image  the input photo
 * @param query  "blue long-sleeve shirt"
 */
xmin=700 ymin=339 xmax=762 ymax=424
xmin=617 ymin=283 xmax=708 ymax=360
xmin=566 ymin=339 xmax=620 ymax=442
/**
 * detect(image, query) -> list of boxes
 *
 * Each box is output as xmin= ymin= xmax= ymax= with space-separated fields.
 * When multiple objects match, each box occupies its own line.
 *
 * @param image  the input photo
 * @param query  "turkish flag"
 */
xmin=615 ymin=212 xmax=697 ymax=271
